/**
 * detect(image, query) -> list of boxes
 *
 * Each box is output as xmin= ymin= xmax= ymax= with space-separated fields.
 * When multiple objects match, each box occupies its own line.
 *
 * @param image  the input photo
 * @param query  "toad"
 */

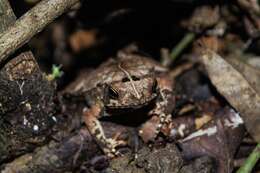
xmin=71 ymin=51 xmax=175 ymax=157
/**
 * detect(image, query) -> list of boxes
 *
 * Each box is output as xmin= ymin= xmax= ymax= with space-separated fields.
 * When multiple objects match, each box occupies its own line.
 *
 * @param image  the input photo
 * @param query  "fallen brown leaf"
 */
xmin=201 ymin=50 xmax=260 ymax=142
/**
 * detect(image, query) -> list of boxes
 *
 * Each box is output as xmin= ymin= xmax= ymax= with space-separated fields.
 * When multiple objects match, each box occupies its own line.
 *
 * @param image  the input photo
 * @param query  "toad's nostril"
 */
xmin=121 ymin=76 xmax=140 ymax=82
xmin=122 ymin=77 xmax=130 ymax=82
xmin=131 ymin=76 xmax=140 ymax=81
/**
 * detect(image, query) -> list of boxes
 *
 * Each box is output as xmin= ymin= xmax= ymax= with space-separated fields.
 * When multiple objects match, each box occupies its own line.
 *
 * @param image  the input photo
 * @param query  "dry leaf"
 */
xmin=201 ymin=50 xmax=260 ymax=142
xmin=178 ymin=107 xmax=245 ymax=173
xmin=69 ymin=30 xmax=98 ymax=52
xmin=225 ymin=57 xmax=260 ymax=94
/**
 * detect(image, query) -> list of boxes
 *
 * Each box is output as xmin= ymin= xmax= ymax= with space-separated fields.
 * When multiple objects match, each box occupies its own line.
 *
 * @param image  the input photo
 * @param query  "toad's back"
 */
xmin=71 ymin=54 xmax=167 ymax=93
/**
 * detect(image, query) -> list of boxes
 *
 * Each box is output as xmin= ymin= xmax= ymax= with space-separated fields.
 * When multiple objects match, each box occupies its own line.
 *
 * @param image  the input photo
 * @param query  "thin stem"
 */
xmin=170 ymin=32 xmax=195 ymax=62
xmin=237 ymin=143 xmax=260 ymax=173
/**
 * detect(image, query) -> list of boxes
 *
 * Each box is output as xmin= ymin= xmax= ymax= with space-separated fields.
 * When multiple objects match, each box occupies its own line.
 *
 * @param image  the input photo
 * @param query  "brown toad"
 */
xmin=70 ymin=52 xmax=175 ymax=157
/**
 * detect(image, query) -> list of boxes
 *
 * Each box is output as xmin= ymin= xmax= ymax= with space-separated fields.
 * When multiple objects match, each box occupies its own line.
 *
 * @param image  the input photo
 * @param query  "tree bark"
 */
xmin=0 ymin=0 xmax=16 ymax=32
xmin=0 ymin=0 xmax=55 ymax=163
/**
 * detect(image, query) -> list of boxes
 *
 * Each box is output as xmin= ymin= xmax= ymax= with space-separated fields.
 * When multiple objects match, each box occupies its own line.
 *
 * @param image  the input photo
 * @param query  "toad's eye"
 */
xmin=152 ymin=79 xmax=158 ymax=93
xmin=108 ymin=86 xmax=119 ymax=99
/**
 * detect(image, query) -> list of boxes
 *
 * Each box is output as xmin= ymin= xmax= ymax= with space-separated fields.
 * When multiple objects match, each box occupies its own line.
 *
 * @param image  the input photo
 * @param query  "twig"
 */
xmin=0 ymin=0 xmax=80 ymax=65
xmin=237 ymin=143 xmax=260 ymax=173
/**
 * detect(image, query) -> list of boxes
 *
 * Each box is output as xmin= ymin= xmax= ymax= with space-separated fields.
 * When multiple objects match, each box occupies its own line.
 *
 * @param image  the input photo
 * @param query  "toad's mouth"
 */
xmin=106 ymin=95 xmax=157 ymax=110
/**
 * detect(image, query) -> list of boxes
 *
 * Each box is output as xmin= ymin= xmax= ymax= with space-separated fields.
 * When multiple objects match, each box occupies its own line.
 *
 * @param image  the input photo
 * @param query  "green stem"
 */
xmin=237 ymin=143 xmax=260 ymax=173
xmin=170 ymin=32 xmax=195 ymax=62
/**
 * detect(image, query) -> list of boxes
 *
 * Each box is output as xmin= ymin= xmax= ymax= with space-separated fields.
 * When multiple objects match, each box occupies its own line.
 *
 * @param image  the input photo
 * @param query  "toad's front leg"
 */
xmin=139 ymin=76 xmax=175 ymax=142
xmin=83 ymin=103 xmax=126 ymax=158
